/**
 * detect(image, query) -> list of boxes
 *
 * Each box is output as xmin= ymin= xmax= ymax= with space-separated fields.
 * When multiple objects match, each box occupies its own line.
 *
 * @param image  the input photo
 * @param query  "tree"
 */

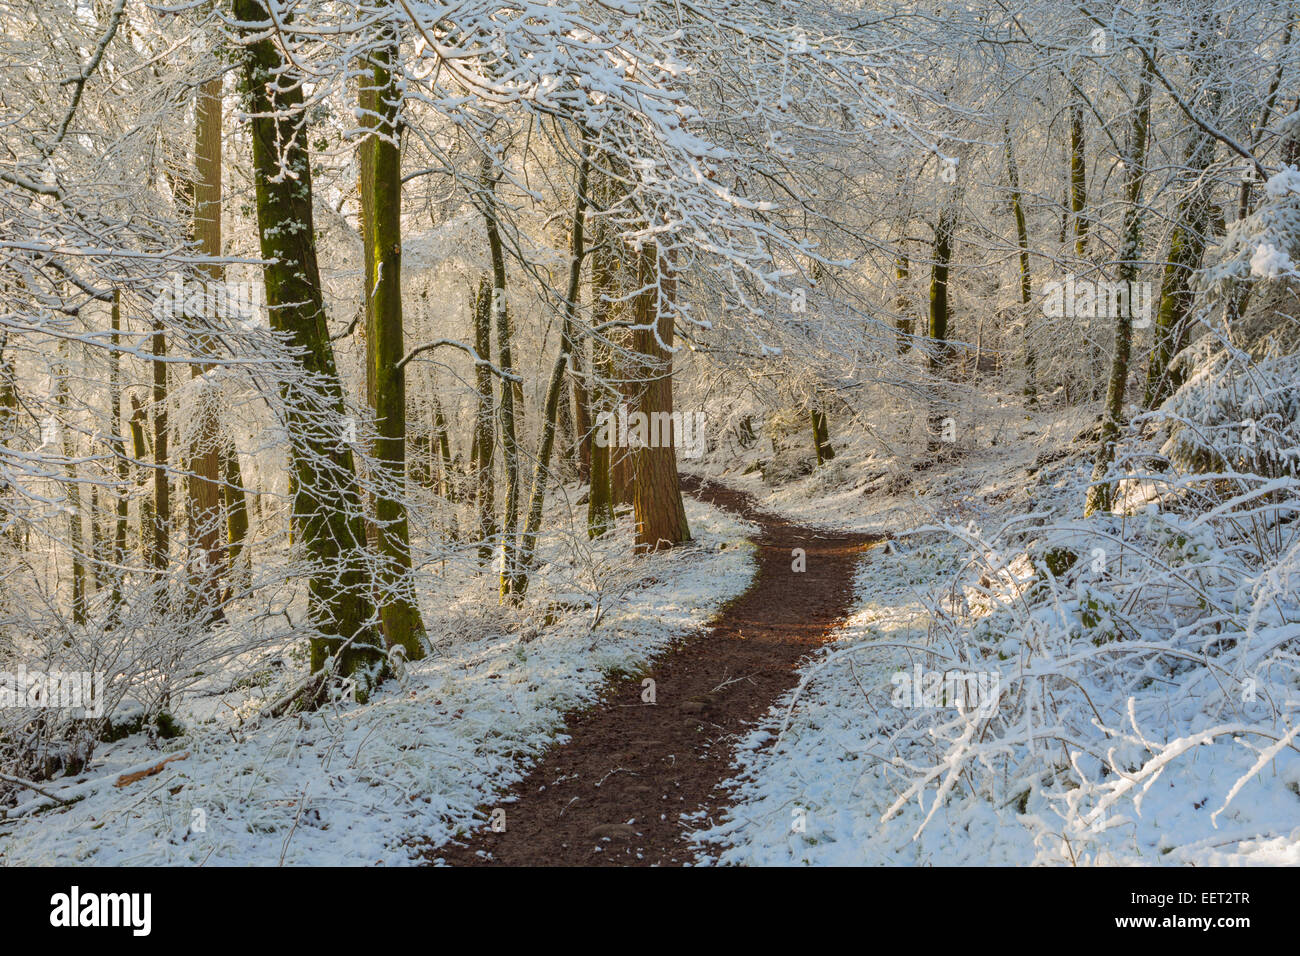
xmin=187 ymin=71 xmax=228 ymax=612
xmin=360 ymin=31 xmax=426 ymax=661
xmin=1086 ymin=44 xmax=1154 ymax=516
xmin=631 ymin=247 xmax=691 ymax=552
xmin=511 ymin=137 xmax=590 ymax=595
xmin=234 ymin=0 xmax=383 ymax=698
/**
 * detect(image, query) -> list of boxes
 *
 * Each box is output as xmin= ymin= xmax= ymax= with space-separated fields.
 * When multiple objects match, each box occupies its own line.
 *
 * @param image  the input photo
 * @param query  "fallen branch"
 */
xmin=113 ymin=751 xmax=190 ymax=788
xmin=0 ymin=771 xmax=73 ymax=805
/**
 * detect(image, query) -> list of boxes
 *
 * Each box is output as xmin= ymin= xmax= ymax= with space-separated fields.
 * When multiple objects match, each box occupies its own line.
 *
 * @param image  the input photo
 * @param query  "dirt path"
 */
xmin=425 ymin=476 xmax=880 ymax=866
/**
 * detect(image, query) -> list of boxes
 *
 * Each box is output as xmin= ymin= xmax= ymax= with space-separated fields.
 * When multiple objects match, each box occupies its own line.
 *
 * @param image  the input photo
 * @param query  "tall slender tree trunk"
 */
xmin=587 ymin=182 xmax=615 ymax=539
xmin=189 ymin=73 xmax=228 ymax=609
xmin=1144 ymin=14 xmax=1222 ymax=409
xmin=235 ymin=0 xmax=383 ymax=698
xmin=223 ymin=439 xmax=248 ymax=582
xmin=431 ymin=396 xmax=455 ymax=502
xmin=129 ymin=394 xmax=154 ymax=565
xmin=1086 ymin=52 xmax=1154 ymax=516
xmin=928 ymin=203 xmax=958 ymax=371
xmin=895 ymin=251 xmax=912 ymax=352
xmin=109 ymin=290 xmax=128 ymax=613
xmin=57 ymin=347 xmax=86 ymax=626
xmin=1003 ymin=120 xmax=1035 ymax=400
xmin=512 ymin=140 xmax=590 ymax=595
xmin=0 ymin=329 xmax=16 ymax=550
xmin=480 ymin=159 xmax=521 ymax=599
xmin=1068 ymin=78 xmax=1089 ymax=258
xmin=927 ymin=198 xmax=959 ymax=454
xmin=360 ymin=34 xmax=426 ymax=661
xmin=150 ymin=318 xmax=169 ymax=575
xmin=471 ymin=275 xmax=497 ymax=565
xmin=570 ymin=338 xmax=593 ymax=483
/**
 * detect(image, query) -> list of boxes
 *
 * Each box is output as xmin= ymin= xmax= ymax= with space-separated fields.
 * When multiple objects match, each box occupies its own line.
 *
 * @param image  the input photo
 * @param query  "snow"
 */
xmin=0 ymin=497 xmax=756 ymax=866
xmin=687 ymin=392 xmax=1300 ymax=867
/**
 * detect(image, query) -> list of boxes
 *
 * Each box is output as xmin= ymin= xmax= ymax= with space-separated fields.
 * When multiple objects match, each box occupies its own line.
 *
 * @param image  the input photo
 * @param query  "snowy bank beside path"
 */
xmin=0 ymin=497 xmax=756 ymax=866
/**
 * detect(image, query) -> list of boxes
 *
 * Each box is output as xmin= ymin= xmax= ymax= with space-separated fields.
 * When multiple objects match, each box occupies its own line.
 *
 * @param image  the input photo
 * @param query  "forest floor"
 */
xmin=425 ymin=476 xmax=879 ymax=865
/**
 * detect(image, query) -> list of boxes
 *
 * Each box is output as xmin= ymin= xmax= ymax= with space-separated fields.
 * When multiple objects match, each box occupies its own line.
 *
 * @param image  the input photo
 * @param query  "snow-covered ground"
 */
xmin=0 ymin=497 xmax=756 ymax=865
xmin=690 ymin=392 xmax=1300 ymax=866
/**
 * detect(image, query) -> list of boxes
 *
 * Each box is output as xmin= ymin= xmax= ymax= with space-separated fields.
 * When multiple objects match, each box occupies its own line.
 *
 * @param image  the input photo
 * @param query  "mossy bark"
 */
xmin=361 ymin=35 xmax=426 ymax=661
xmin=235 ymin=0 xmax=382 ymax=697
xmin=810 ymin=406 xmax=835 ymax=465
xmin=1086 ymin=55 xmax=1152 ymax=516
xmin=1143 ymin=16 xmax=1222 ymax=409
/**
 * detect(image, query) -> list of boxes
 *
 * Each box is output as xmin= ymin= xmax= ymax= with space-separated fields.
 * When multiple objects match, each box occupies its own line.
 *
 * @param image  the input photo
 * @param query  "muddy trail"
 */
xmin=425 ymin=475 xmax=880 ymax=866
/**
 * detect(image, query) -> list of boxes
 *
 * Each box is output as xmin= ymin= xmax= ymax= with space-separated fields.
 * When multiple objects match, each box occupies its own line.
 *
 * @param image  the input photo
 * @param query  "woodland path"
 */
xmin=425 ymin=475 xmax=880 ymax=866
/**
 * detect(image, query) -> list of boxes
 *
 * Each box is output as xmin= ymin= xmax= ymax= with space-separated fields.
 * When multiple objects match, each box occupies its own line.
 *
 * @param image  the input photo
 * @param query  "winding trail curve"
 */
xmin=426 ymin=475 xmax=879 ymax=866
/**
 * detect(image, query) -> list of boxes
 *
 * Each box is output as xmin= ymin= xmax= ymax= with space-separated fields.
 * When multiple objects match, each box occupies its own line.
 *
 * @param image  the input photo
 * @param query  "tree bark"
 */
xmin=480 ymin=159 xmax=521 ymax=599
xmin=1069 ymin=77 xmax=1089 ymax=258
xmin=1143 ymin=14 xmax=1223 ymax=409
xmin=109 ymin=290 xmax=128 ymax=613
xmin=631 ymin=247 xmax=692 ymax=553
xmin=361 ymin=34 xmax=426 ymax=661
xmin=235 ymin=0 xmax=383 ymax=698
xmin=587 ymin=187 xmax=615 ymax=539
xmin=1003 ymin=120 xmax=1035 ymax=400
xmin=188 ymin=73 xmax=227 ymax=609
xmin=1086 ymin=52 xmax=1153 ymax=516
xmin=511 ymin=140 xmax=590 ymax=595
xmin=471 ymin=275 xmax=497 ymax=565
xmin=150 ymin=318 xmax=169 ymax=574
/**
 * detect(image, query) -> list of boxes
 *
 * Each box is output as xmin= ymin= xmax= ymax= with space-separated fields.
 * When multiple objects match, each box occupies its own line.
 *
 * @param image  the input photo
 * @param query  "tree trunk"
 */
xmin=631 ymin=246 xmax=692 ymax=552
xmin=432 ymin=395 xmax=455 ymax=502
xmin=895 ymin=251 xmax=912 ymax=352
xmin=57 ymin=347 xmax=86 ymax=626
xmin=511 ymin=140 xmax=590 ymax=595
xmin=222 ymin=440 xmax=249 ymax=583
xmin=1143 ymin=14 xmax=1222 ymax=409
xmin=810 ymin=406 xmax=835 ymax=465
xmin=1068 ymin=77 xmax=1089 ymax=257
xmin=361 ymin=34 xmax=426 ymax=661
xmin=151 ymin=318 xmax=169 ymax=574
xmin=587 ymin=190 xmax=615 ymax=539
xmin=471 ymin=275 xmax=497 ymax=565
xmin=570 ymin=338 xmax=593 ymax=483
xmin=188 ymin=73 xmax=227 ymax=609
xmin=129 ymin=394 xmax=154 ymax=565
xmin=481 ymin=159 xmax=521 ymax=599
xmin=1086 ymin=52 xmax=1153 ymax=516
xmin=235 ymin=0 xmax=383 ymax=698
xmin=928 ymin=203 xmax=958 ymax=371
xmin=1003 ymin=120 xmax=1035 ymax=400
xmin=109 ymin=290 xmax=128 ymax=613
